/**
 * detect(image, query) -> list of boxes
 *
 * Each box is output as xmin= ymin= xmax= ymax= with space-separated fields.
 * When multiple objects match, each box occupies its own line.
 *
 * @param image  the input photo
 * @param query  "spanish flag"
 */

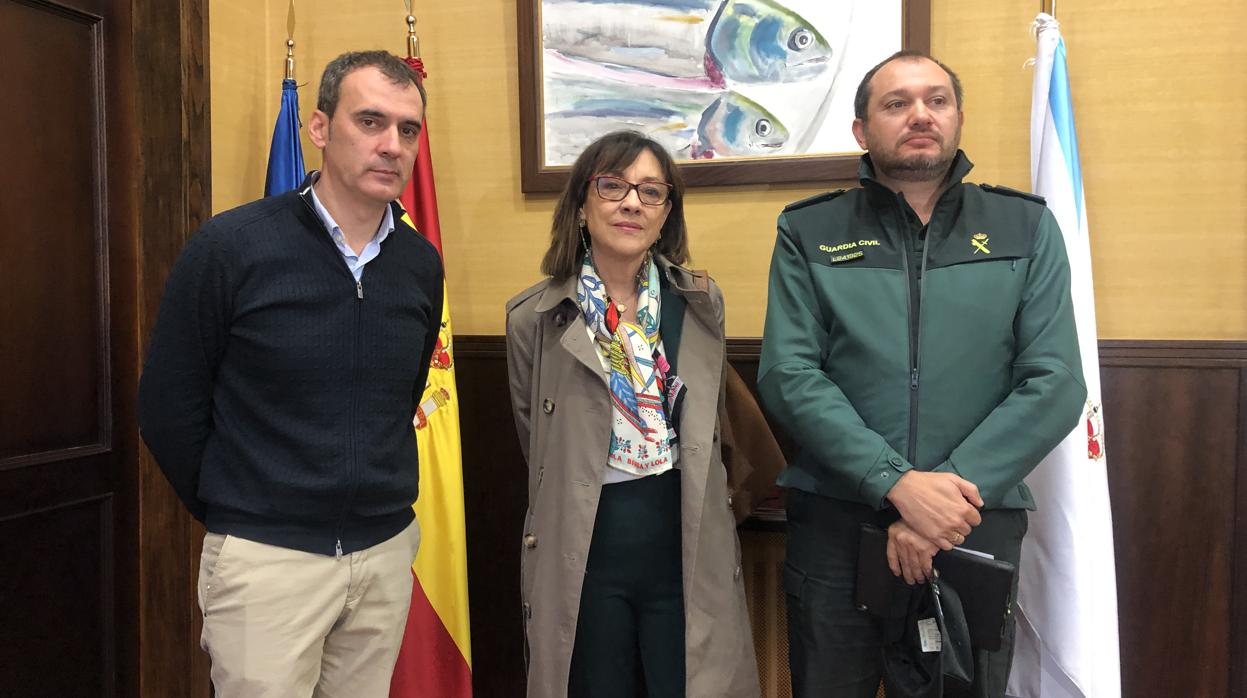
xmin=389 ymin=51 xmax=473 ymax=697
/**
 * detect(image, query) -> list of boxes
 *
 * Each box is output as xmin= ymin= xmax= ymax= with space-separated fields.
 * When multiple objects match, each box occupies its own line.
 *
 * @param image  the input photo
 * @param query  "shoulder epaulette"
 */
xmin=505 ymin=278 xmax=550 ymax=314
xmin=783 ymin=189 xmax=847 ymax=213
xmin=979 ymin=183 xmax=1046 ymax=205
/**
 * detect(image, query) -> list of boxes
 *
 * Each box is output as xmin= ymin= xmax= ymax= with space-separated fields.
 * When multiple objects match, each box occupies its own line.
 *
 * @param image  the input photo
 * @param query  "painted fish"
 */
xmin=691 ymin=91 xmax=787 ymax=158
xmin=542 ymin=0 xmax=718 ymax=80
xmin=542 ymin=0 xmax=832 ymax=84
xmin=705 ymin=0 xmax=832 ymax=84
xmin=542 ymin=55 xmax=790 ymax=164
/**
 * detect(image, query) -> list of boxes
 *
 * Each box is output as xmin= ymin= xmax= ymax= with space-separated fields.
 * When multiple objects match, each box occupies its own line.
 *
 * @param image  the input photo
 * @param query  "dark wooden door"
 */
xmin=0 ymin=0 xmax=137 ymax=694
xmin=0 ymin=0 xmax=211 ymax=695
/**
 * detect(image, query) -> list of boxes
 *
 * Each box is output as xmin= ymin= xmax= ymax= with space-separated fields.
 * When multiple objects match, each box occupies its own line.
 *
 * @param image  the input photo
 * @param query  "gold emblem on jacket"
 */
xmin=971 ymin=233 xmax=991 ymax=255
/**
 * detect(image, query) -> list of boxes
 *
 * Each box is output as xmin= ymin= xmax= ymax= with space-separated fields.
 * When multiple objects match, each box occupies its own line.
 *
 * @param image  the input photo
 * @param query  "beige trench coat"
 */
xmin=504 ymin=258 xmax=760 ymax=698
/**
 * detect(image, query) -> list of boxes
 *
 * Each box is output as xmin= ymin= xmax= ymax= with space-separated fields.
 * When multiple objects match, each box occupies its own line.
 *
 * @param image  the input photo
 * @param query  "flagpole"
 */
xmin=407 ymin=14 xmax=420 ymax=60
xmin=285 ymin=39 xmax=295 ymax=81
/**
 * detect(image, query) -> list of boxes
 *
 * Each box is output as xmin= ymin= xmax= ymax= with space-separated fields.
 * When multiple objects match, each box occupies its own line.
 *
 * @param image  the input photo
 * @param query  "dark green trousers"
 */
xmin=784 ymin=489 xmax=1027 ymax=698
xmin=569 ymin=469 xmax=685 ymax=698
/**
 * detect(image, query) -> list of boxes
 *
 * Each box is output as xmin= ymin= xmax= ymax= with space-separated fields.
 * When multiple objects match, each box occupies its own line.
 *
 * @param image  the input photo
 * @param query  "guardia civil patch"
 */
xmin=970 ymin=233 xmax=992 ymax=255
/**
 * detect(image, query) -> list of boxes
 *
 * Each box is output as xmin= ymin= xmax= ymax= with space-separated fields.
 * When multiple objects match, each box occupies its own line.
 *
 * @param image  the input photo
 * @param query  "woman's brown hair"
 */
xmin=540 ymin=131 xmax=689 ymax=279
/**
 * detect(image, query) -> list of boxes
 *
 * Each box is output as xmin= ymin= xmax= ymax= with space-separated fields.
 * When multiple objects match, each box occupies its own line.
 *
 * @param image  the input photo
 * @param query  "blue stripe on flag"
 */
xmin=1047 ymin=38 xmax=1083 ymax=223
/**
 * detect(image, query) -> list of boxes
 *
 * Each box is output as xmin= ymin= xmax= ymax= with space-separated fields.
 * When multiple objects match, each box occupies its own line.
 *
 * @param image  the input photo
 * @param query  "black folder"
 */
xmin=855 ymin=523 xmax=1016 ymax=651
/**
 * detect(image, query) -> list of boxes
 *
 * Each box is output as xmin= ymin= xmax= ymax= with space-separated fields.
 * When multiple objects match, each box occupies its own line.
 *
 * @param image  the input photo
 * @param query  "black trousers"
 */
xmin=568 ymin=469 xmax=685 ymax=698
xmin=784 ymin=489 xmax=1027 ymax=698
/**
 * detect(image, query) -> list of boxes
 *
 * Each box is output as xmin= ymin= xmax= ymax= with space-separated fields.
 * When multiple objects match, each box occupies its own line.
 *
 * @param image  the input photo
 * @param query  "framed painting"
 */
xmin=518 ymin=0 xmax=931 ymax=192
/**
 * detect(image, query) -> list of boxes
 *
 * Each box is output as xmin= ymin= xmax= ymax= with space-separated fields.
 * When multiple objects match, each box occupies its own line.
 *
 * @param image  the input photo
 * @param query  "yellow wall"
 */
xmin=211 ymin=0 xmax=1247 ymax=339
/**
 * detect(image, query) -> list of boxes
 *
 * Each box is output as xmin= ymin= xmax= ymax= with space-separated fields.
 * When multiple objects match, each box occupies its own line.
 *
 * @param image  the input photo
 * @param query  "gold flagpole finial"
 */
xmin=406 ymin=14 xmax=420 ymax=59
xmin=285 ymin=39 xmax=296 ymax=81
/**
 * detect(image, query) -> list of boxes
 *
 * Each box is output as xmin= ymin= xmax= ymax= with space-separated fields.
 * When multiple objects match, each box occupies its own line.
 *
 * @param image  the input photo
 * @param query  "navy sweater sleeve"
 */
xmin=138 ymin=226 xmax=235 ymax=521
xmin=412 ymin=256 xmax=445 ymax=416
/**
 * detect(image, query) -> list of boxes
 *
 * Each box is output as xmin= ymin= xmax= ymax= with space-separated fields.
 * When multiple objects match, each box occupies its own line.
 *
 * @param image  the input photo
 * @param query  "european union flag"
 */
xmin=264 ymin=78 xmax=305 ymax=196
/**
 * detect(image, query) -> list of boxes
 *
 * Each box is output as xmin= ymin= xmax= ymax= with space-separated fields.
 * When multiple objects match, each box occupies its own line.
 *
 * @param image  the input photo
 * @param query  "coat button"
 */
xmin=542 ymin=399 xmax=555 ymax=414
xmin=523 ymin=534 xmax=538 ymax=549
xmin=734 ymin=564 xmax=742 ymax=581
xmin=727 ymin=494 xmax=734 ymax=509
xmin=554 ymin=311 xmax=567 ymax=327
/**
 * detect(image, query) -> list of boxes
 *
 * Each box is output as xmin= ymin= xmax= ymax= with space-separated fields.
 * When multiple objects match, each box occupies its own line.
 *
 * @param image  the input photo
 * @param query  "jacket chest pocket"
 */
xmin=925 ymin=258 xmax=1029 ymax=337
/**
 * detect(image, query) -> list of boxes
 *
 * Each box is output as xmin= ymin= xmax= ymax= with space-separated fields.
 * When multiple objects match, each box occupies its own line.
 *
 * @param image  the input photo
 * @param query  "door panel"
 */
xmin=0 ymin=1 xmax=124 ymax=695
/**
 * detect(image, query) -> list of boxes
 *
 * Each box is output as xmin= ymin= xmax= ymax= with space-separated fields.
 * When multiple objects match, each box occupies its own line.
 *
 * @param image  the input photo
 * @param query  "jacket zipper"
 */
xmin=335 ymin=278 xmax=363 ymax=560
xmin=911 ymin=227 xmax=931 ymax=466
xmin=896 ymin=196 xmax=928 ymax=466
xmin=300 ymin=192 xmax=367 ymax=559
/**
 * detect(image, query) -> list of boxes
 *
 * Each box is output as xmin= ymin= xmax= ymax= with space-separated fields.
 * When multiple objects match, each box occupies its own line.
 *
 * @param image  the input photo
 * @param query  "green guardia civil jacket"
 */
xmin=757 ymin=152 xmax=1086 ymax=511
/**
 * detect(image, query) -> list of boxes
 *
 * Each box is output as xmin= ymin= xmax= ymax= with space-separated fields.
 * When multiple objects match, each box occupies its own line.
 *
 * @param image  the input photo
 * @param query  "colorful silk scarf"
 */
xmin=577 ymin=254 xmax=677 ymax=476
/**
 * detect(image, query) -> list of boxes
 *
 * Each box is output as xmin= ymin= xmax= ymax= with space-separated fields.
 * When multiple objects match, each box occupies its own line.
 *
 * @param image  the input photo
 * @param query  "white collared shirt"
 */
xmin=308 ymin=174 xmax=395 ymax=282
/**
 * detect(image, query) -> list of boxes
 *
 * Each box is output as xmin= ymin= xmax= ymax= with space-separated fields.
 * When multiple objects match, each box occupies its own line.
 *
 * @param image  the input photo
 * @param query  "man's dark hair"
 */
xmin=317 ymin=50 xmax=427 ymax=116
xmin=853 ymin=50 xmax=963 ymax=121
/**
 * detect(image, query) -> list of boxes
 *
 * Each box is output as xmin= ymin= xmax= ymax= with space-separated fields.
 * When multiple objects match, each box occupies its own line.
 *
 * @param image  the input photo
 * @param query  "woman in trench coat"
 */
xmin=505 ymin=131 xmax=760 ymax=698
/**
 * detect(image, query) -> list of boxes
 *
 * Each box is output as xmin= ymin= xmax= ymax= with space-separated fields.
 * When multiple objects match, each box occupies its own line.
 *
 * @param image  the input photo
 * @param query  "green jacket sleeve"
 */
xmin=757 ymin=213 xmax=914 ymax=508
xmin=933 ymin=208 xmax=1087 ymax=506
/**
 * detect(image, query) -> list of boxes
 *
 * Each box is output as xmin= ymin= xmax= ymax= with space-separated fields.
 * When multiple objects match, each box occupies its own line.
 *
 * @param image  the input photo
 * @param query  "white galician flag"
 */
xmin=1007 ymin=13 xmax=1122 ymax=698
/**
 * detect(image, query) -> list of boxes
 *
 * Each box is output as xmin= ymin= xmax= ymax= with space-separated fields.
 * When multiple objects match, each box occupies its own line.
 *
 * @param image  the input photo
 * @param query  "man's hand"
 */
xmin=885 ymin=470 xmax=983 ymax=549
xmin=886 ymin=520 xmax=940 ymax=584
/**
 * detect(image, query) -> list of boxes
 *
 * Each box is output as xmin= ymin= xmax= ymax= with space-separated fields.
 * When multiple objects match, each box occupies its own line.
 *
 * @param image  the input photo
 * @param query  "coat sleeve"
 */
xmin=505 ymin=299 xmax=539 ymax=465
xmin=137 ymin=228 xmax=235 ymax=522
xmin=933 ymin=208 xmax=1087 ymax=506
xmin=756 ymin=213 xmax=913 ymax=508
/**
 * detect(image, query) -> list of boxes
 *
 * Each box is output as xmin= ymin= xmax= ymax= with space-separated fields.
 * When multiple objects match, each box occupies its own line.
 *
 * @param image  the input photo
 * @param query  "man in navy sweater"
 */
xmin=139 ymin=51 xmax=443 ymax=697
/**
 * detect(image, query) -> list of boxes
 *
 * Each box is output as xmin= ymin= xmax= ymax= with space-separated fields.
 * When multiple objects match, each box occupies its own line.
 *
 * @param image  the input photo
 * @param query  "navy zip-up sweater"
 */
xmin=139 ymin=179 xmax=443 ymax=555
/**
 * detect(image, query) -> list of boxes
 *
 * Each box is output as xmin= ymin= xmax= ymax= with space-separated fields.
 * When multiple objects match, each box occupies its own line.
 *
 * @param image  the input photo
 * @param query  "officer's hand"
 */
xmin=886 ymin=520 xmax=940 ymax=584
xmin=885 ymin=470 xmax=983 ymax=549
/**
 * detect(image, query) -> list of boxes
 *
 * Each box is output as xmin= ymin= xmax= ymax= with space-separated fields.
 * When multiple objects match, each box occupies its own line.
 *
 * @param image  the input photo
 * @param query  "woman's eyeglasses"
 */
xmin=590 ymin=176 xmax=673 ymax=206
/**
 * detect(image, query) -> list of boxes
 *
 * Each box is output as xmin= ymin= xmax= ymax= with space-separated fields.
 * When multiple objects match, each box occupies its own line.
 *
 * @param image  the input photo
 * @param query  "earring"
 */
xmin=579 ymin=219 xmax=592 ymax=256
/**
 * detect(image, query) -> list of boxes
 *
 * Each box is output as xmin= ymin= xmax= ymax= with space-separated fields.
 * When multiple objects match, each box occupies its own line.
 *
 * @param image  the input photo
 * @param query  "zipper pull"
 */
xmin=911 ymin=368 xmax=919 ymax=390
xmin=335 ymin=538 xmax=343 ymax=560
xmin=356 ymin=280 xmax=364 ymax=300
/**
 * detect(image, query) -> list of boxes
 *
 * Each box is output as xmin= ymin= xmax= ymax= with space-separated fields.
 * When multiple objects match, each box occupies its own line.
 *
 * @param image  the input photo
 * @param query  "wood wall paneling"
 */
xmin=1099 ymin=342 xmax=1247 ymax=698
xmin=456 ymin=338 xmax=529 ymax=696
xmin=456 ymin=337 xmax=1247 ymax=697
xmin=131 ymin=0 xmax=214 ymax=695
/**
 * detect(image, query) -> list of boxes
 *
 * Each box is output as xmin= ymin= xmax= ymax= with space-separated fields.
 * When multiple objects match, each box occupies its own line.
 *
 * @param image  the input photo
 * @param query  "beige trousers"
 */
xmin=197 ymin=518 xmax=420 ymax=698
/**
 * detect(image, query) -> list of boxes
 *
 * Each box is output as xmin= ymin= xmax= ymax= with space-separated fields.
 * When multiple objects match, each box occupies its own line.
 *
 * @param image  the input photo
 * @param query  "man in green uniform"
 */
xmin=758 ymin=50 xmax=1086 ymax=697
